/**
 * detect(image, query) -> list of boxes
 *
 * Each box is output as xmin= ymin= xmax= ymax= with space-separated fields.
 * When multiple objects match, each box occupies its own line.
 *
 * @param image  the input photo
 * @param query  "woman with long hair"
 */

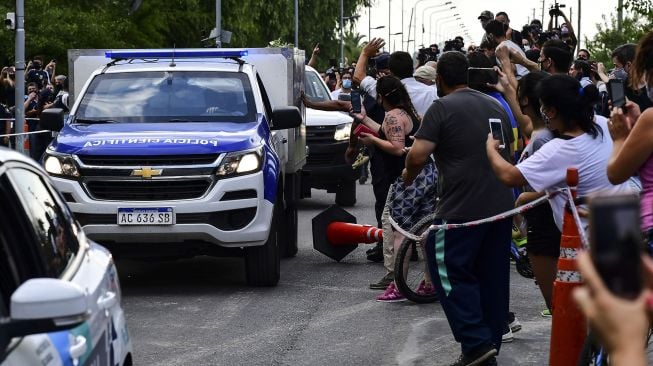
xmin=352 ymin=75 xmax=437 ymax=302
xmin=486 ymin=74 xmax=633 ymax=234
xmin=607 ymin=30 xmax=653 ymax=253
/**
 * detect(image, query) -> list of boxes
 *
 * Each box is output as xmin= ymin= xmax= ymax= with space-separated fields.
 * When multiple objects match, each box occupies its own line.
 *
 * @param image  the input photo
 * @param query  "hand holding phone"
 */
xmin=350 ymin=90 xmax=361 ymax=113
xmin=590 ymin=194 xmax=644 ymax=299
xmin=607 ymin=79 xmax=626 ymax=109
xmin=489 ymin=118 xmax=506 ymax=149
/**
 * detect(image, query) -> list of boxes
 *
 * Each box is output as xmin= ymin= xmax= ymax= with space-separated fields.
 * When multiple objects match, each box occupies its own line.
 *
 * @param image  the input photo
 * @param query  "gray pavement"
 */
xmin=118 ymin=183 xmax=552 ymax=365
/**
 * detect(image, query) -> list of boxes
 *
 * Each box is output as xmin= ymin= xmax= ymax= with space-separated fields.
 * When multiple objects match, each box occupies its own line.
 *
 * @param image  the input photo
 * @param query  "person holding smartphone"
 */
xmin=607 ymin=30 xmax=653 ymax=254
xmin=350 ymin=75 xmax=437 ymax=302
xmin=487 ymin=75 xmax=634 ymax=233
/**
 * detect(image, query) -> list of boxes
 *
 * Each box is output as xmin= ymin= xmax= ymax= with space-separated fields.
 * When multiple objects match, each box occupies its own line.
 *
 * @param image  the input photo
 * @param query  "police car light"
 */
xmin=105 ymin=49 xmax=249 ymax=59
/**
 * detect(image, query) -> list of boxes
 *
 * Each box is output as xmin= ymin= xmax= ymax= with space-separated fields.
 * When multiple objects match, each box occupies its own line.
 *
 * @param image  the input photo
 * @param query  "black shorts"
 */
xmin=524 ymin=202 xmax=561 ymax=258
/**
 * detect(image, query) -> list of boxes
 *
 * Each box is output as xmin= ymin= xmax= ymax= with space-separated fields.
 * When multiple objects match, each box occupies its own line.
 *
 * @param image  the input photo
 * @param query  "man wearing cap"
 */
xmin=414 ymin=65 xmax=436 ymax=87
xmin=478 ymin=11 xmax=494 ymax=55
xmin=353 ymin=38 xmax=437 ymax=117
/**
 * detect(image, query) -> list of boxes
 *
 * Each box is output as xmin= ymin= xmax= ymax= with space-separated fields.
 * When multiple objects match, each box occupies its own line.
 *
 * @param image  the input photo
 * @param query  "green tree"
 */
xmin=343 ymin=31 xmax=365 ymax=66
xmin=0 ymin=0 xmax=368 ymax=74
xmin=585 ymin=13 xmax=651 ymax=67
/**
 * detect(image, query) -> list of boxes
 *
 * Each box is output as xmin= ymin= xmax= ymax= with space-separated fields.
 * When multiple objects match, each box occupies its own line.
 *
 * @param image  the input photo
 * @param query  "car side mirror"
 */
xmin=0 ymin=279 xmax=87 ymax=355
xmin=270 ymin=106 xmax=302 ymax=130
xmin=39 ymin=108 xmax=65 ymax=131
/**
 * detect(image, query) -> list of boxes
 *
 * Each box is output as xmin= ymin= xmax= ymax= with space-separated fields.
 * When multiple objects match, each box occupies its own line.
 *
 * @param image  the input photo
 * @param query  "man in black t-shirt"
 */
xmin=26 ymin=59 xmax=50 ymax=90
xmin=403 ymin=51 xmax=514 ymax=366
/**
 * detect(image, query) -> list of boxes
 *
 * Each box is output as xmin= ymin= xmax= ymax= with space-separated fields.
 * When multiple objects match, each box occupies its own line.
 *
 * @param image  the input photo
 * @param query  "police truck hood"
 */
xmin=52 ymin=120 xmax=265 ymax=156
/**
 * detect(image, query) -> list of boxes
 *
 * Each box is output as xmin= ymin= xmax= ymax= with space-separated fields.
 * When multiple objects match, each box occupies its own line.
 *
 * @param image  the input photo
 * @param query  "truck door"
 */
xmin=257 ymin=73 xmax=287 ymax=168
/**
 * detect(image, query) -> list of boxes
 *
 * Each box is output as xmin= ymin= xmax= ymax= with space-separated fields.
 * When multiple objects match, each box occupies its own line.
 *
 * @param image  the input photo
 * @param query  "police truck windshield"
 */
xmin=75 ymin=71 xmax=257 ymax=123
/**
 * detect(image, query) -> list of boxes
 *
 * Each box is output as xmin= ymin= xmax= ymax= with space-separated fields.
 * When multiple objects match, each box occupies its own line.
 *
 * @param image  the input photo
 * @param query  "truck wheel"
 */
xmin=280 ymin=204 xmax=298 ymax=258
xmin=335 ymin=180 xmax=356 ymax=207
xmin=245 ymin=207 xmax=280 ymax=286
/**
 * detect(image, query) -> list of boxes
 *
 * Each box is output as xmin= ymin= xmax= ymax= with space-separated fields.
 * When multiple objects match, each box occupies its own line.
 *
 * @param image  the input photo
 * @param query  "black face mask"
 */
xmin=54 ymin=84 xmax=62 ymax=94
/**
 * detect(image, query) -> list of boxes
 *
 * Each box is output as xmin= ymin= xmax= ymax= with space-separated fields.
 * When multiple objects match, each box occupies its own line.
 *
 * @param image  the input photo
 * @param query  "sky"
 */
xmin=353 ymin=0 xmax=622 ymax=53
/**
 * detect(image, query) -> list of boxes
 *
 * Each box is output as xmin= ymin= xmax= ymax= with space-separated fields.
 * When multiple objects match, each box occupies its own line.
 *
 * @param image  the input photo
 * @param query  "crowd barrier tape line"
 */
xmin=389 ymin=191 xmax=561 ymax=241
xmin=0 ymin=130 xmax=51 ymax=138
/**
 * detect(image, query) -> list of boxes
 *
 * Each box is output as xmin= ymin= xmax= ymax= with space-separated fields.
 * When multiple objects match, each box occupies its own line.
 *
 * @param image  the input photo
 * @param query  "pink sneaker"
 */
xmin=376 ymin=282 xmax=406 ymax=302
xmin=415 ymin=280 xmax=436 ymax=297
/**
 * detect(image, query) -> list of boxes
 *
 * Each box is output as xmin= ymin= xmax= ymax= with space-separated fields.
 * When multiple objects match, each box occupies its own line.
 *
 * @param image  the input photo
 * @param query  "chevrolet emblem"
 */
xmin=131 ymin=167 xmax=163 ymax=179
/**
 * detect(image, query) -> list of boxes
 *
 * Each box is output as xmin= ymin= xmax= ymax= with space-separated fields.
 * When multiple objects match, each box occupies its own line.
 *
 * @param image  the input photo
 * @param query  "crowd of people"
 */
xmin=0 ymin=57 xmax=70 ymax=160
xmin=304 ymin=6 xmax=653 ymax=366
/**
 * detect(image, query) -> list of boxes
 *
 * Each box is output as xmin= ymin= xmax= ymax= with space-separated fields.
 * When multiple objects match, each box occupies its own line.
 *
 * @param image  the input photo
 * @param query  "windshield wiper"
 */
xmin=74 ymin=118 xmax=119 ymax=124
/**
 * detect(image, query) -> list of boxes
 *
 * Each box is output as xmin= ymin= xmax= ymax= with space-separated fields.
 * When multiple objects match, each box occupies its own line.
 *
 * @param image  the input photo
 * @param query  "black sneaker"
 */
xmin=366 ymin=246 xmax=383 ymax=262
xmin=449 ymin=346 xmax=498 ymax=366
xmin=369 ymin=273 xmax=394 ymax=289
xmin=366 ymin=242 xmax=381 ymax=255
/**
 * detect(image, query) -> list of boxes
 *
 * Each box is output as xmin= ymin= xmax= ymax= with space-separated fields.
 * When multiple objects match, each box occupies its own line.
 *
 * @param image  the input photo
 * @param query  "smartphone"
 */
xmin=489 ymin=118 xmax=506 ymax=149
xmin=590 ymin=194 xmax=644 ymax=299
xmin=607 ymin=79 xmax=625 ymax=109
xmin=350 ymin=90 xmax=362 ymax=114
xmin=468 ymin=67 xmax=498 ymax=86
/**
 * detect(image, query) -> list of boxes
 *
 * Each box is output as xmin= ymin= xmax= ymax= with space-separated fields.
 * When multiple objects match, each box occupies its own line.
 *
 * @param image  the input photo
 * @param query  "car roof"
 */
xmin=0 ymin=147 xmax=43 ymax=170
xmin=103 ymin=59 xmax=246 ymax=74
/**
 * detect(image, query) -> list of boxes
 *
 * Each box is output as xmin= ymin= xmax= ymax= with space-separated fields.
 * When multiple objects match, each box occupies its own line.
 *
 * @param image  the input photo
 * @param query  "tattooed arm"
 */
xmin=357 ymin=109 xmax=407 ymax=156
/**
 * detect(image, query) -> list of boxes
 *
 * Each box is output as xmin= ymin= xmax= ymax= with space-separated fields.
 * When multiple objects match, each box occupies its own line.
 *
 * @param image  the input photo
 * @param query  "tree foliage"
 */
xmin=0 ymin=0 xmax=368 ymax=74
xmin=585 ymin=13 xmax=652 ymax=67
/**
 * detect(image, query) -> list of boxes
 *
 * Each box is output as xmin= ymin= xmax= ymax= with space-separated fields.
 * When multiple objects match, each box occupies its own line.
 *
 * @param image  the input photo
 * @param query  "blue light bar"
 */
xmin=105 ymin=49 xmax=249 ymax=59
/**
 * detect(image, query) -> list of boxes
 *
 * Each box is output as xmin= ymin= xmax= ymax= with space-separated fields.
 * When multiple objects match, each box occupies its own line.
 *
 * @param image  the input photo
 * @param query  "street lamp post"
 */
xmin=435 ymin=15 xmax=460 ymax=42
xmin=390 ymin=31 xmax=403 ymax=52
xmin=412 ymin=1 xmax=452 ymax=53
xmin=340 ymin=0 xmax=344 ymax=67
xmin=424 ymin=6 xmax=456 ymax=47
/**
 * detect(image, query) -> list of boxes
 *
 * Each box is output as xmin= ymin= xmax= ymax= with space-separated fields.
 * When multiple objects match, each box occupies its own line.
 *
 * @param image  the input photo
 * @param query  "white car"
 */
xmin=0 ymin=147 xmax=133 ymax=366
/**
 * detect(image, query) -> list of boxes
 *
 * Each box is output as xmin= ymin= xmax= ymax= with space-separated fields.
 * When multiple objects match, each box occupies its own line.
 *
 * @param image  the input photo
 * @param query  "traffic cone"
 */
xmin=312 ymin=205 xmax=382 ymax=261
xmin=549 ymin=168 xmax=586 ymax=366
xmin=326 ymin=222 xmax=382 ymax=246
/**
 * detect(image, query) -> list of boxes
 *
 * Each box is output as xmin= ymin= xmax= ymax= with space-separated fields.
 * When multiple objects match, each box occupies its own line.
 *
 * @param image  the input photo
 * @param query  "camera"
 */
xmin=5 ymin=12 xmax=15 ymax=30
xmin=549 ymin=2 xmax=566 ymax=17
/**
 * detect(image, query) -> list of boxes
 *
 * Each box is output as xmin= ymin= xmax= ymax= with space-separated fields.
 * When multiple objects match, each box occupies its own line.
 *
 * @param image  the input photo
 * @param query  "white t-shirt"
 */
xmin=516 ymin=116 xmax=635 ymax=230
xmin=498 ymin=40 xmax=529 ymax=80
xmin=330 ymin=88 xmax=350 ymax=100
xmin=359 ymin=76 xmax=438 ymax=117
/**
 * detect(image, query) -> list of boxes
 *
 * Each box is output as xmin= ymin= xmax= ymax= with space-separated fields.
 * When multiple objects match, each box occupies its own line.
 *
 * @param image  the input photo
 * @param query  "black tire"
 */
xmin=394 ymin=214 xmax=438 ymax=304
xmin=280 ymin=203 xmax=298 ymax=258
xmin=335 ymin=180 xmax=356 ymax=207
xmin=245 ymin=206 xmax=280 ymax=286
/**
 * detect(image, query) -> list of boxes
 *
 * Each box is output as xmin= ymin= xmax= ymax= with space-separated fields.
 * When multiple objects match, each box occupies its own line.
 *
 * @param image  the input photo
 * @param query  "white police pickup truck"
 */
xmin=39 ymin=49 xmax=306 ymax=286
xmin=0 ymin=147 xmax=132 ymax=366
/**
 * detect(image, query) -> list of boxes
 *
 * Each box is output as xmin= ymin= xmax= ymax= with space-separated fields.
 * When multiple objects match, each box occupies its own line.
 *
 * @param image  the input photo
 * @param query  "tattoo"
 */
xmin=383 ymin=112 xmax=406 ymax=144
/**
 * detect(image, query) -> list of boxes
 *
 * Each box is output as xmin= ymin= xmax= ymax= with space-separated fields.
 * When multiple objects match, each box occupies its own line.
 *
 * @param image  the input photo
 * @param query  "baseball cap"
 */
xmin=478 ymin=10 xmax=494 ymax=20
xmin=413 ymin=66 xmax=436 ymax=82
xmin=372 ymin=52 xmax=390 ymax=70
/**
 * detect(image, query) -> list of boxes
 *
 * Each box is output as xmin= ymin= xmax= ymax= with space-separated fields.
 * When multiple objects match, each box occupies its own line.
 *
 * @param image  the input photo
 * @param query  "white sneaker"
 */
xmin=509 ymin=317 xmax=522 ymax=333
xmin=502 ymin=327 xmax=514 ymax=343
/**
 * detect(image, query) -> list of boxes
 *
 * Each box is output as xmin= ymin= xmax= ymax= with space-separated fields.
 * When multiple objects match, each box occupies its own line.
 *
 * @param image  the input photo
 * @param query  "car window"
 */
xmin=75 ymin=71 xmax=257 ymax=123
xmin=7 ymin=168 xmax=80 ymax=278
xmin=304 ymin=71 xmax=331 ymax=102
xmin=256 ymin=73 xmax=273 ymax=122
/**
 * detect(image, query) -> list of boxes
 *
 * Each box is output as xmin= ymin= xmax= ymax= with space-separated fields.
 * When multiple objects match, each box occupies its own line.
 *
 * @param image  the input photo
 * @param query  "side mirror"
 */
xmin=0 ymin=279 xmax=87 ymax=354
xmin=270 ymin=106 xmax=302 ymax=130
xmin=39 ymin=108 xmax=65 ymax=131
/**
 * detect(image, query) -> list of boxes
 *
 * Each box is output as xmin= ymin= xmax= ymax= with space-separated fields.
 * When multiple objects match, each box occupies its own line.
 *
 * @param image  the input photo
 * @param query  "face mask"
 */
xmin=612 ymin=67 xmax=628 ymax=80
xmin=342 ymin=79 xmax=352 ymax=89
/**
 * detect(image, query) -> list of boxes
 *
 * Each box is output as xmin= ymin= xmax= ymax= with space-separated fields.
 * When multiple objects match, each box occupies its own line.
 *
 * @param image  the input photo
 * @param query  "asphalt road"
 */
xmin=117 ymin=183 xmax=552 ymax=366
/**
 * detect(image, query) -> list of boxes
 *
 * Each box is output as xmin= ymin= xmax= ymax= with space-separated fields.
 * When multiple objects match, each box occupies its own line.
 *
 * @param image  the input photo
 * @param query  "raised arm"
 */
xmin=307 ymin=44 xmax=320 ymax=69
xmin=354 ymin=38 xmax=385 ymax=85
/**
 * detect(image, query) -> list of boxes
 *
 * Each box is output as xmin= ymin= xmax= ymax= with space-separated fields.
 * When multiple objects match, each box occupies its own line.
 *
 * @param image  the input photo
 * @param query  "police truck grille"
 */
xmin=306 ymin=126 xmax=337 ymax=143
xmin=78 ymin=154 xmax=219 ymax=166
xmin=85 ymin=179 xmax=212 ymax=201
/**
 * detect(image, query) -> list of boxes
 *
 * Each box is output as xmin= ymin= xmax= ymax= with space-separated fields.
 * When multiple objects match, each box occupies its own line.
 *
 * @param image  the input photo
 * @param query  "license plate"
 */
xmin=117 ymin=207 xmax=175 ymax=225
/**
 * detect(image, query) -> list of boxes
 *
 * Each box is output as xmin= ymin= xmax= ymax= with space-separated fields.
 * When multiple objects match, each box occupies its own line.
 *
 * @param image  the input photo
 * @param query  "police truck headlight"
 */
xmin=216 ymin=148 xmax=262 ymax=177
xmin=44 ymin=154 xmax=80 ymax=178
xmin=334 ymin=122 xmax=352 ymax=141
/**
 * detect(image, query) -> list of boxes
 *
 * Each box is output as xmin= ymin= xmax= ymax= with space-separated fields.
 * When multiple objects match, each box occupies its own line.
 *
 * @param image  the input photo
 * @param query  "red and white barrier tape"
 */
xmin=389 ymin=190 xmax=576 ymax=242
xmin=0 ymin=130 xmax=51 ymax=138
